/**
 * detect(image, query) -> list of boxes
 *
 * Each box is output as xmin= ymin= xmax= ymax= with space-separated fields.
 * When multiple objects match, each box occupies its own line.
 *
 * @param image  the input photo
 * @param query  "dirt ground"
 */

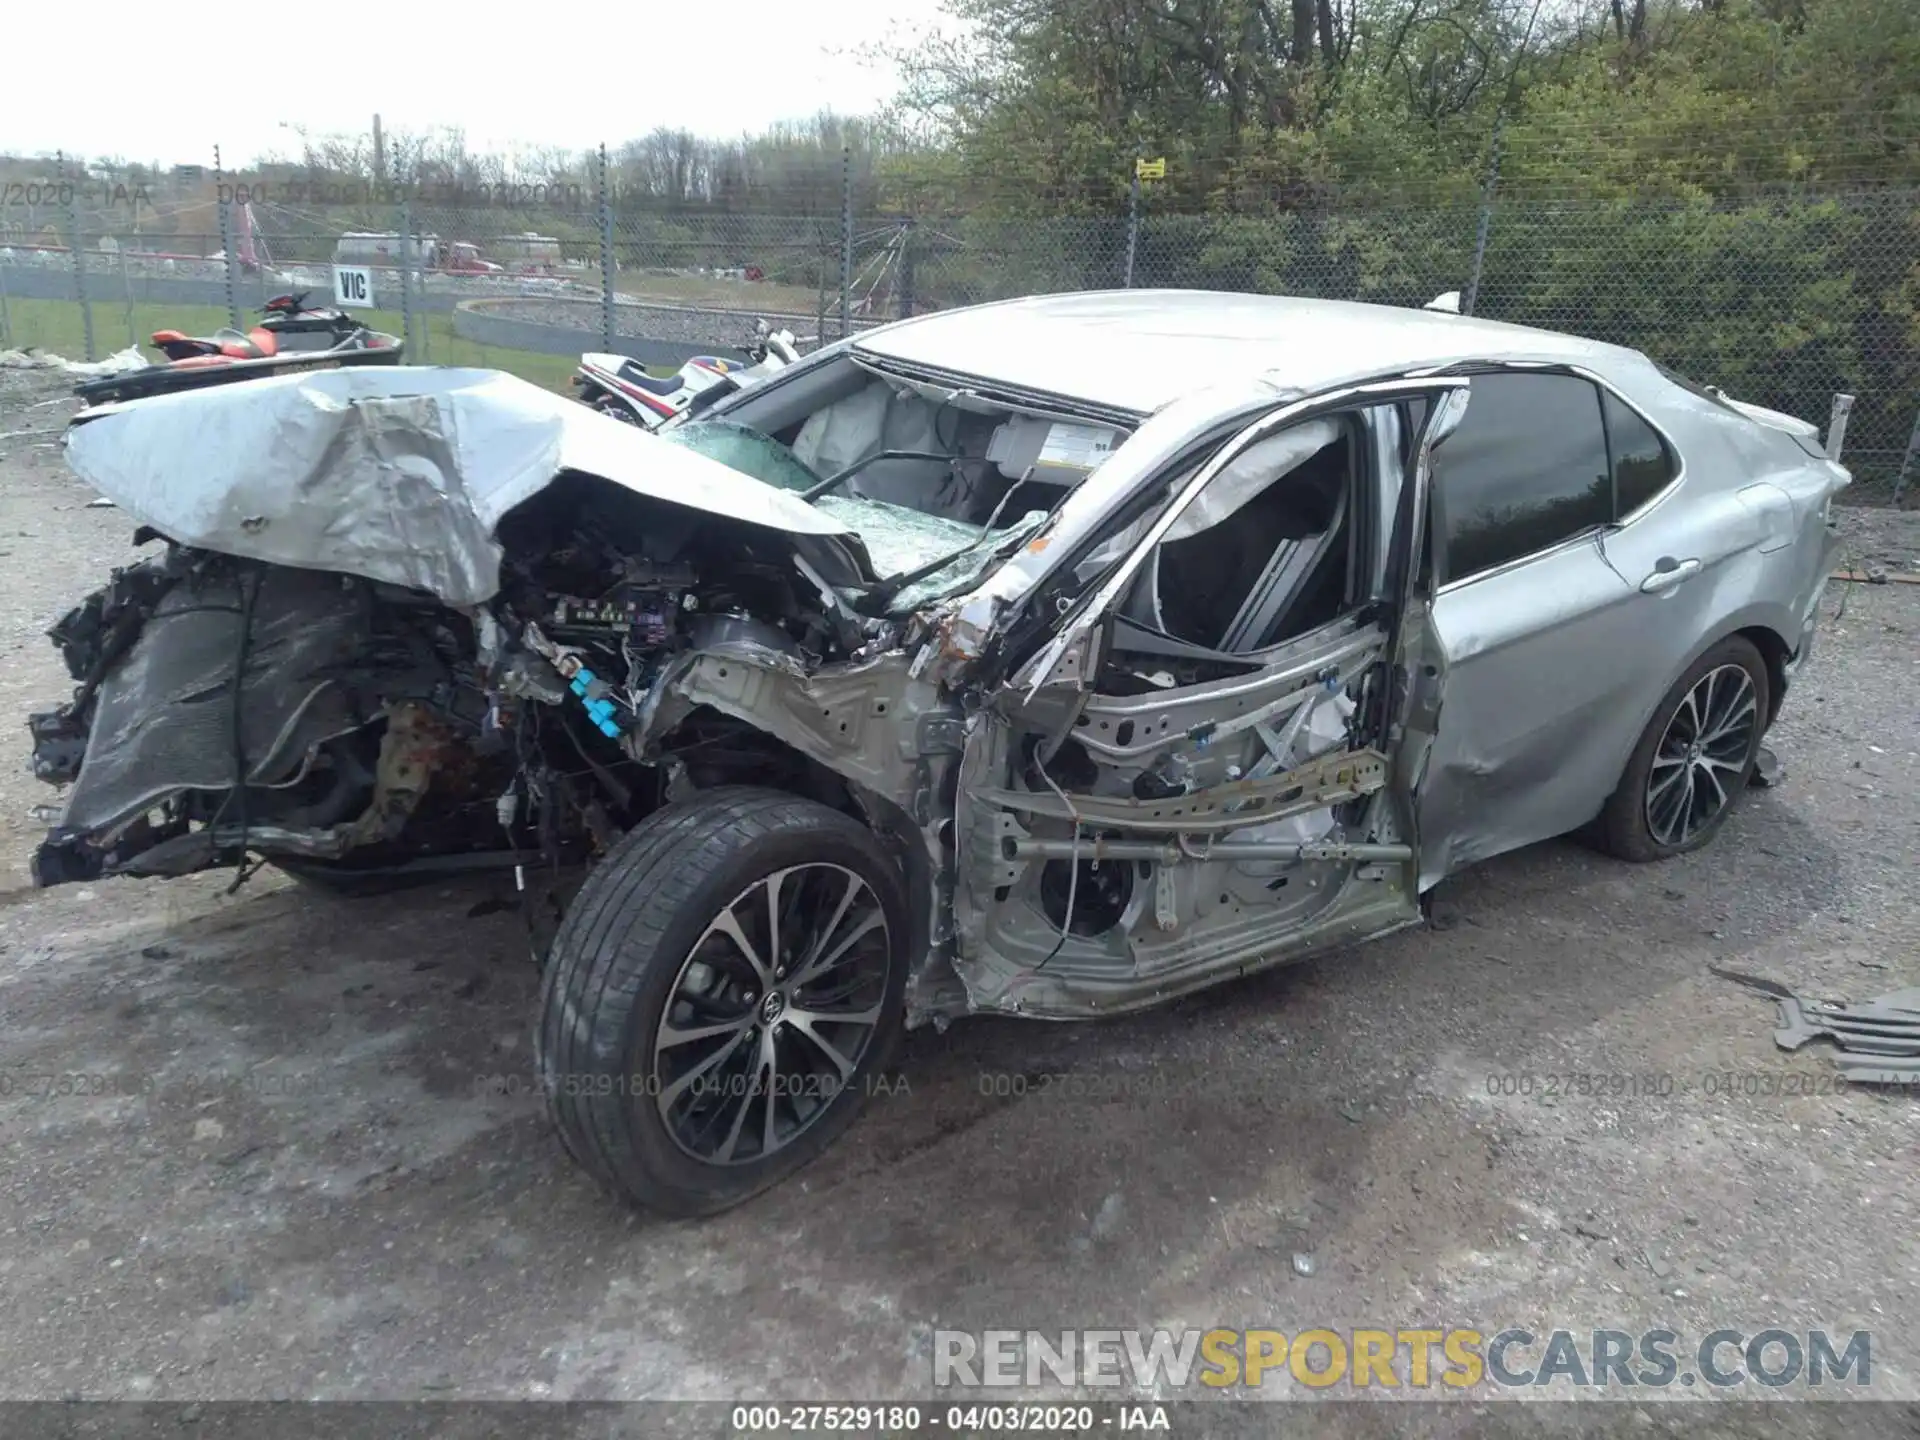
xmin=0 ymin=368 xmax=1915 ymax=1433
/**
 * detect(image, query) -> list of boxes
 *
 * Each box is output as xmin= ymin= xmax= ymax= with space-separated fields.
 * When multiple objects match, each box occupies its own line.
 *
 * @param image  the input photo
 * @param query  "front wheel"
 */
xmin=1592 ymin=635 xmax=1770 ymax=862
xmin=535 ymin=788 xmax=909 ymax=1216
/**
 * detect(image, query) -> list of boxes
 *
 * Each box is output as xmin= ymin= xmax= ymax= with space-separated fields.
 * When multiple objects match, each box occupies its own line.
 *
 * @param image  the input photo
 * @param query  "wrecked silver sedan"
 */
xmin=28 ymin=292 xmax=1849 ymax=1215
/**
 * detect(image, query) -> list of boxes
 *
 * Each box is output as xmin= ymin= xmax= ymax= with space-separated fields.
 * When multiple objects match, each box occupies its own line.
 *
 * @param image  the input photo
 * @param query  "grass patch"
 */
xmin=0 ymin=296 xmax=582 ymax=391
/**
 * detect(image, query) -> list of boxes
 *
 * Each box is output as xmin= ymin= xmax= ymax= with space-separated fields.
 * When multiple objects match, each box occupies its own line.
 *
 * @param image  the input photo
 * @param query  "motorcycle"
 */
xmin=572 ymin=320 xmax=801 ymax=429
xmin=77 ymin=292 xmax=404 ymax=407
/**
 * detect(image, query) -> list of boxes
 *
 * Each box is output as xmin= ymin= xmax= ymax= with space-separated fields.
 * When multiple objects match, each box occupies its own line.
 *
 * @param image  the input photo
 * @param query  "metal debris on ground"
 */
xmin=1709 ymin=964 xmax=1920 ymax=1086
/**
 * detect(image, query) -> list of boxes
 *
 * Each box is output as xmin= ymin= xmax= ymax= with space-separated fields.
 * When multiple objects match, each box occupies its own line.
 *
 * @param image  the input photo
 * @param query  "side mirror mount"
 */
xmin=1425 ymin=384 xmax=1472 ymax=449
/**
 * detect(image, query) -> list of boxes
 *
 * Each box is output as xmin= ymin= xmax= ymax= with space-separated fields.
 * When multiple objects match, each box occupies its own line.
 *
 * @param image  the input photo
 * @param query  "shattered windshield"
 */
xmin=660 ymin=419 xmax=1045 ymax=612
xmin=657 ymin=419 xmax=821 ymax=494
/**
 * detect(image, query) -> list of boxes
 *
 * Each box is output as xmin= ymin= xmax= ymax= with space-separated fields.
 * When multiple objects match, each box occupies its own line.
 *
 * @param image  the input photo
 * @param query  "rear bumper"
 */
xmin=1779 ymin=529 xmax=1838 ymax=698
xmin=1785 ymin=607 xmax=1817 ymax=684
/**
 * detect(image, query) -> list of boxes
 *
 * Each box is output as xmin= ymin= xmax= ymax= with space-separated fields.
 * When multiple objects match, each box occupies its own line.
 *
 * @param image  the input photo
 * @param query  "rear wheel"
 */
xmin=1593 ymin=635 xmax=1769 ymax=862
xmin=535 ymin=788 xmax=908 ymax=1216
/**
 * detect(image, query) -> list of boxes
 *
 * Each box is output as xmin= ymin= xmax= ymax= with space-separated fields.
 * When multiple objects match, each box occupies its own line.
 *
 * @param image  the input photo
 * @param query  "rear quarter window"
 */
xmin=1603 ymin=392 xmax=1677 ymax=517
xmin=1429 ymin=372 xmax=1612 ymax=585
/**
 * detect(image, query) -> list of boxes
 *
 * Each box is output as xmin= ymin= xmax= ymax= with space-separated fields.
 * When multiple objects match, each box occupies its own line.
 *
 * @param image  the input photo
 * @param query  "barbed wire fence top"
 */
xmin=4 ymin=141 xmax=1914 ymax=501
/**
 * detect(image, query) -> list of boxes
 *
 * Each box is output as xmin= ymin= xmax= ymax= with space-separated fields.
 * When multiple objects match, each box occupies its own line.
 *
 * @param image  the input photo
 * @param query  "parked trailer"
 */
xmin=492 ymin=233 xmax=562 ymax=271
xmin=333 ymin=232 xmax=442 ymax=269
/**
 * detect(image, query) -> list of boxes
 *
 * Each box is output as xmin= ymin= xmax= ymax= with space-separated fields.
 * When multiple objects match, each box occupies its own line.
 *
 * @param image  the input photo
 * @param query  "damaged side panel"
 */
xmin=943 ymin=377 xmax=1472 ymax=1019
xmin=950 ymin=619 xmax=1419 ymax=1019
xmin=632 ymin=648 xmax=972 ymax=1023
xmin=31 ymin=556 xmax=469 ymax=885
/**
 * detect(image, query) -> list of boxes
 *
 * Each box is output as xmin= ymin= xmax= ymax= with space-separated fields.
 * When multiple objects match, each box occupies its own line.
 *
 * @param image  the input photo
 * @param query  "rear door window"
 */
xmin=1603 ymin=392 xmax=1677 ymax=517
xmin=1430 ymin=373 xmax=1613 ymax=585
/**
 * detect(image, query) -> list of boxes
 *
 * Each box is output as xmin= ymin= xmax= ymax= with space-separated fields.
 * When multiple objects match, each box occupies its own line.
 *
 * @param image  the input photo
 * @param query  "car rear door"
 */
xmin=1406 ymin=368 xmax=1690 ymax=887
xmin=1587 ymin=383 xmax=1784 ymax=742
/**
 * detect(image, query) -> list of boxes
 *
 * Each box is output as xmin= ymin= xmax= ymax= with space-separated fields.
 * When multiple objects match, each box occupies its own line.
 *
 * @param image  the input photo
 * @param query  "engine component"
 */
xmin=1038 ymin=855 xmax=1134 ymax=937
xmin=26 ymin=711 xmax=89 ymax=785
xmin=1133 ymin=752 xmax=1194 ymax=801
xmin=495 ymin=651 xmax=567 ymax=706
xmin=568 ymin=667 xmax=625 ymax=738
xmin=548 ymin=592 xmax=678 ymax=647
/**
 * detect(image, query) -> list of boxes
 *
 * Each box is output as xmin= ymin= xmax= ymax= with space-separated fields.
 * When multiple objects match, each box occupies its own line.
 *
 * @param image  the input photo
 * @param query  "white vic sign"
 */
xmin=332 ymin=264 xmax=375 ymax=309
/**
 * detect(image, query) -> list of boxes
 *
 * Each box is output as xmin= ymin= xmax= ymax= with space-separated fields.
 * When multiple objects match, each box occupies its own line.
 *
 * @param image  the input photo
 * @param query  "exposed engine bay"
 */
xmin=29 ymin=479 xmax=876 ymax=890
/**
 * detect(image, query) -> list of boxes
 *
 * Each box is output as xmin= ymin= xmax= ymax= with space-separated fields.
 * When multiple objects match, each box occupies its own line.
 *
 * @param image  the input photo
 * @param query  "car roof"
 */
xmin=853 ymin=289 xmax=1649 ymax=415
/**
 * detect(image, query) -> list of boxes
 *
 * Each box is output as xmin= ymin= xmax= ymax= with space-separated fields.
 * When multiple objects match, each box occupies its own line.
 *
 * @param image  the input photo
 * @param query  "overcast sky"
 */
xmin=9 ymin=0 xmax=941 ymax=170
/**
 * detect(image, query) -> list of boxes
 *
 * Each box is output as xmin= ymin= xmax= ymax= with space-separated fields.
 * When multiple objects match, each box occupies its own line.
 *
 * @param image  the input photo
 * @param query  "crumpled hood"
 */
xmin=63 ymin=366 xmax=851 ymax=605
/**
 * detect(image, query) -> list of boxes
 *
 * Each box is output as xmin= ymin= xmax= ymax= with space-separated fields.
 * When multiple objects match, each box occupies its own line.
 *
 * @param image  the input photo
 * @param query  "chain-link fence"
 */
xmin=5 ymin=155 xmax=1914 ymax=501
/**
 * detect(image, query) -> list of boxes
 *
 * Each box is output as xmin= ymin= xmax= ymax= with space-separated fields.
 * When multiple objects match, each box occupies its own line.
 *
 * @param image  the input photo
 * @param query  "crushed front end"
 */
xmin=27 ymin=370 xmax=968 ymax=913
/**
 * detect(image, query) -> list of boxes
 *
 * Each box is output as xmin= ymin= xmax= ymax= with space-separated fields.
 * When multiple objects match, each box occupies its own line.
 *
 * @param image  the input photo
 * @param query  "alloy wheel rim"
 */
xmin=653 ymin=864 xmax=890 ymax=1166
xmin=1645 ymin=664 xmax=1758 ymax=847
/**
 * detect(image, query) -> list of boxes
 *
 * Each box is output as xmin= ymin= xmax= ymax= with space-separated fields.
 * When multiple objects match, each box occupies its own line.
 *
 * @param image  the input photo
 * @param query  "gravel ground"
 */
xmin=1826 ymin=505 xmax=1920 ymax=574
xmin=0 ymin=365 xmax=1915 ymax=1435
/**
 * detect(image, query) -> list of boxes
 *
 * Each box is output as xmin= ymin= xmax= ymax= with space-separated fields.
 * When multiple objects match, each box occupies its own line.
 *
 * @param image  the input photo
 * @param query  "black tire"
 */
xmin=535 ymin=787 xmax=910 ymax=1217
xmin=1593 ymin=635 xmax=1770 ymax=863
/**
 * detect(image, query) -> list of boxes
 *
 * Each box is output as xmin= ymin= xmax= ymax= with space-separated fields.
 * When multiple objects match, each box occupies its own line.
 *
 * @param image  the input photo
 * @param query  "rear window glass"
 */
xmin=1430 ymin=373 xmax=1612 ymax=584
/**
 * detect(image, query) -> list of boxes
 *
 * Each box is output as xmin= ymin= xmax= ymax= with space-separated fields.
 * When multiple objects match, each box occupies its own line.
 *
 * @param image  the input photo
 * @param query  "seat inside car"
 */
xmin=1124 ymin=421 xmax=1352 ymax=654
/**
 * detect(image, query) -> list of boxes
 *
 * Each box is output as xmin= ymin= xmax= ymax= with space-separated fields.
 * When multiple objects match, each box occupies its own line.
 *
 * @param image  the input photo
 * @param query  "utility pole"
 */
xmin=372 ymin=114 xmax=386 ymax=189
xmin=1125 ymin=153 xmax=1164 ymax=288
xmin=1124 ymin=158 xmax=1142 ymax=288
xmin=840 ymin=145 xmax=854 ymax=340
xmin=214 ymin=144 xmax=240 ymax=333
xmin=1890 ymin=408 xmax=1920 ymax=506
xmin=1462 ymin=111 xmax=1505 ymax=318
xmin=597 ymin=144 xmax=615 ymax=353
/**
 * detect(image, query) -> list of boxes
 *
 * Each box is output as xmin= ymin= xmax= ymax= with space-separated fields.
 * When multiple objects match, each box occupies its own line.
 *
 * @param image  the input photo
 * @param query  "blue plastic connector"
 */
xmin=568 ymin=667 xmax=623 ymax=736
